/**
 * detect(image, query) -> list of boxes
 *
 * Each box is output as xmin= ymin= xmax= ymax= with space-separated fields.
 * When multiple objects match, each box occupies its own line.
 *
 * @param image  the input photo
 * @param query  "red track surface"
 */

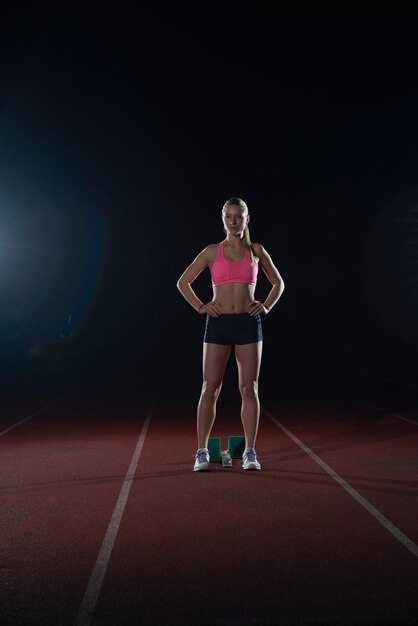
xmin=1 ymin=375 xmax=418 ymax=625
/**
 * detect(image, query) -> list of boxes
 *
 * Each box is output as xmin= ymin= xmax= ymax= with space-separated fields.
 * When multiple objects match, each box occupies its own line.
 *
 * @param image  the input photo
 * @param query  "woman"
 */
xmin=176 ymin=197 xmax=285 ymax=471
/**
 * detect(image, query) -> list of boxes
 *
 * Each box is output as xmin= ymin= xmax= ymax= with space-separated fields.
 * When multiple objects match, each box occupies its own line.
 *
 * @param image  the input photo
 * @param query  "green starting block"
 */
xmin=208 ymin=436 xmax=245 ymax=464
xmin=208 ymin=438 xmax=233 ymax=467
xmin=228 ymin=435 xmax=246 ymax=459
xmin=208 ymin=437 xmax=222 ymax=463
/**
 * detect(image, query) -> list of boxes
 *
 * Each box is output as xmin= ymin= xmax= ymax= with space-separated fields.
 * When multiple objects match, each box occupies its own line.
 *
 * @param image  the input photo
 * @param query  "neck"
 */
xmin=225 ymin=233 xmax=245 ymax=246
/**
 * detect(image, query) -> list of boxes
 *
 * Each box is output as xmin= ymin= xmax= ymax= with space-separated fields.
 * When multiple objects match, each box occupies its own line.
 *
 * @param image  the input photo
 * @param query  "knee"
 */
xmin=201 ymin=380 xmax=223 ymax=400
xmin=239 ymin=380 xmax=258 ymax=398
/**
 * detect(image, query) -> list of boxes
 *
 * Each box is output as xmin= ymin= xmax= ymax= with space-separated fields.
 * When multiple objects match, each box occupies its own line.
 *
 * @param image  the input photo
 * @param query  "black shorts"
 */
xmin=203 ymin=312 xmax=263 ymax=345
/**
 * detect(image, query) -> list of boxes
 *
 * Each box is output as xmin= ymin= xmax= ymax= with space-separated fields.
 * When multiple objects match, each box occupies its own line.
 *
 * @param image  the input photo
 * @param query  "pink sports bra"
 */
xmin=211 ymin=241 xmax=258 ymax=288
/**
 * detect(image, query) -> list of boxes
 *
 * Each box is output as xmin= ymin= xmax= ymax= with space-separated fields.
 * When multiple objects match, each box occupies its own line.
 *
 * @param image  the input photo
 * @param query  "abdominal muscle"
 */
xmin=212 ymin=282 xmax=256 ymax=314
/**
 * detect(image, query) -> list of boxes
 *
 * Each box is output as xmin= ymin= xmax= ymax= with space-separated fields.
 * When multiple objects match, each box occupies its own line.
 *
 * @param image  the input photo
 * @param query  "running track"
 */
xmin=1 ymin=370 xmax=418 ymax=625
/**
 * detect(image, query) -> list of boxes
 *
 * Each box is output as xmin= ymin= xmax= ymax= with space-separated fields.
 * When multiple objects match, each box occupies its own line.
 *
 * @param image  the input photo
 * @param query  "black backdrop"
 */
xmin=1 ymin=4 xmax=417 ymax=404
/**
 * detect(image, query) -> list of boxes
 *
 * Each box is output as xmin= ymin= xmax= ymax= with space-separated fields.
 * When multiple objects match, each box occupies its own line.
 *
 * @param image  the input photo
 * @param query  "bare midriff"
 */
xmin=212 ymin=282 xmax=256 ymax=314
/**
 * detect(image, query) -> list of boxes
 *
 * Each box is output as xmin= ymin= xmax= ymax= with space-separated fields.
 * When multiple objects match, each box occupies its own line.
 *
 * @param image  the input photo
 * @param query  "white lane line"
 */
xmin=263 ymin=407 xmax=418 ymax=559
xmin=0 ymin=393 xmax=71 ymax=437
xmin=338 ymin=394 xmax=418 ymax=426
xmin=75 ymin=400 xmax=155 ymax=626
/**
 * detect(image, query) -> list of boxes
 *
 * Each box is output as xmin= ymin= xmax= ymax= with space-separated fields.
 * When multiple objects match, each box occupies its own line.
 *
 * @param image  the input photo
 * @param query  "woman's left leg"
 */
xmin=234 ymin=341 xmax=263 ymax=449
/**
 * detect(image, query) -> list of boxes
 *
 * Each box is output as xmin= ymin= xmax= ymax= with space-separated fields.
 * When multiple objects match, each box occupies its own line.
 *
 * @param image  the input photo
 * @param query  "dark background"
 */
xmin=1 ymin=3 xmax=417 ymax=406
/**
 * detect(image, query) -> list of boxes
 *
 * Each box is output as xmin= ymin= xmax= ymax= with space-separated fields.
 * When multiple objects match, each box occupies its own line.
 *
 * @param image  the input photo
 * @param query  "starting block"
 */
xmin=208 ymin=437 xmax=222 ymax=463
xmin=228 ymin=435 xmax=246 ymax=459
xmin=208 ymin=436 xmax=246 ymax=464
xmin=208 ymin=438 xmax=233 ymax=467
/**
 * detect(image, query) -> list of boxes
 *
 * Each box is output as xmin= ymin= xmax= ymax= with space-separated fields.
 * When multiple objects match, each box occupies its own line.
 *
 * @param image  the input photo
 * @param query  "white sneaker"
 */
xmin=242 ymin=447 xmax=261 ymax=470
xmin=193 ymin=448 xmax=210 ymax=471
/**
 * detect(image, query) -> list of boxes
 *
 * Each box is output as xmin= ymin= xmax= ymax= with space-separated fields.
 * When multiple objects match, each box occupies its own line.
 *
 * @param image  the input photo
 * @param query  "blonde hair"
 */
xmin=222 ymin=197 xmax=258 ymax=263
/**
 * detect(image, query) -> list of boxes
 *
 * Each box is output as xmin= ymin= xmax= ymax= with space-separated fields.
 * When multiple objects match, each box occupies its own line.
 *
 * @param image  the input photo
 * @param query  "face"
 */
xmin=222 ymin=204 xmax=249 ymax=235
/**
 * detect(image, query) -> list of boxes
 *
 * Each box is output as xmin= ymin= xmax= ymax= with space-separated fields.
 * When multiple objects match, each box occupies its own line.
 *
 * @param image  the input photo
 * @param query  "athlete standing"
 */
xmin=176 ymin=197 xmax=285 ymax=471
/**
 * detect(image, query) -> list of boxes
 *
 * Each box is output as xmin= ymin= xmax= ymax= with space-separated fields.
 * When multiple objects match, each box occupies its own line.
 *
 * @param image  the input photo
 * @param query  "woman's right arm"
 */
xmin=177 ymin=245 xmax=222 ymax=317
xmin=176 ymin=246 xmax=211 ymax=313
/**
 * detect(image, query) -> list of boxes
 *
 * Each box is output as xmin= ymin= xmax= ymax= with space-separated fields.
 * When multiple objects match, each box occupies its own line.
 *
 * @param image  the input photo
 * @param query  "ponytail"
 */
xmin=244 ymin=224 xmax=257 ymax=263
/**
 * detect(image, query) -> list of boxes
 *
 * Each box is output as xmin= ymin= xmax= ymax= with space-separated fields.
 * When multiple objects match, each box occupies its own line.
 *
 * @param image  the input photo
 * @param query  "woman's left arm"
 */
xmin=252 ymin=243 xmax=285 ymax=313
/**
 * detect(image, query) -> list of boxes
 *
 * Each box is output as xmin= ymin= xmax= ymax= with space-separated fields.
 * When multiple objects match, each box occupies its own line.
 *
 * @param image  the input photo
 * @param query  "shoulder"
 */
xmin=187 ymin=242 xmax=219 ymax=266
xmin=205 ymin=242 xmax=220 ymax=261
xmin=251 ymin=242 xmax=266 ymax=258
xmin=251 ymin=243 xmax=274 ymax=267
xmin=195 ymin=243 xmax=218 ymax=256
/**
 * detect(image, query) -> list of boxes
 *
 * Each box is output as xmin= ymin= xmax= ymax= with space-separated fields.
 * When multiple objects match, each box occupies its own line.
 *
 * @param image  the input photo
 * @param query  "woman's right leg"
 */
xmin=197 ymin=341 xmax=231 ymax=449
